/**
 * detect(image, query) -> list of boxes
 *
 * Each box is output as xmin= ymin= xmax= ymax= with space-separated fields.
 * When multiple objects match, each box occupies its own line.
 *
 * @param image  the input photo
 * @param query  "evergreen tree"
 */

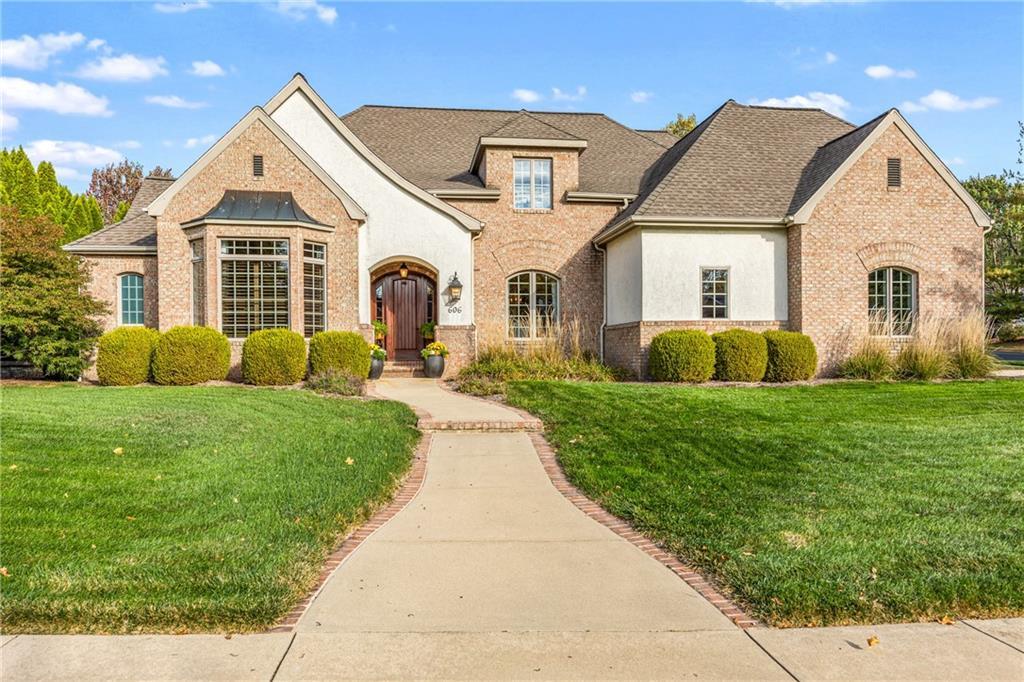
xmin=64 ymin=196 xmax=92 ymax=244
xmin=112 ymin=200 xmax=130 ymax=223
xmin=3 ymin=148 xmax=40 ymax=217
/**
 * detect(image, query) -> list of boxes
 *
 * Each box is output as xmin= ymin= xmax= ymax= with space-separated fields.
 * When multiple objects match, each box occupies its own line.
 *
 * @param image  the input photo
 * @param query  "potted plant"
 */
xmin=368 ymin=343 xmax=386 ymax=380
xmin=420 ymin=341 xmax=449 ymax=378
xmin=419 ymin=321 xmax=436 ymax=340
xmin=372 ymin=320 xmax=388 ymax=342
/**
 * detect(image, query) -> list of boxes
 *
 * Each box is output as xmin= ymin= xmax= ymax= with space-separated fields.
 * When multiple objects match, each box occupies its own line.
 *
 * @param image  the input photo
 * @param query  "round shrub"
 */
xmin=96 ymin=327 xmax=161 ymax=386
xmin=152 ymin=326 xmax=230 ymax=385
xmin=647 ymin=330 xmax=716 ymax=382
xmin=242 ymin=329 xmax=306 ymax=385
xmin=712 ymin=329 xmax=768 ymax=382
xmin=762 ymin=331 xmax=818 ymax=382
xmin=309 ymin=331 xmax=371 ymax=379
xmin=996 ymin=322 xmax=1023 ymax=343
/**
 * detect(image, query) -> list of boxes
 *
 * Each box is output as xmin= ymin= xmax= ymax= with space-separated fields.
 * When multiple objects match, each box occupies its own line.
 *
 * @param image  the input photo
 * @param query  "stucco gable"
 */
xmin=265 ymin=74 xmax=482 ymax=232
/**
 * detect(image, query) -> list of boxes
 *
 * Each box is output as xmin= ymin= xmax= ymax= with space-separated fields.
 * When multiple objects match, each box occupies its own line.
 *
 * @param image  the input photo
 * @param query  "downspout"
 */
xmin=594 ymin=241 xmax=608 ymax=363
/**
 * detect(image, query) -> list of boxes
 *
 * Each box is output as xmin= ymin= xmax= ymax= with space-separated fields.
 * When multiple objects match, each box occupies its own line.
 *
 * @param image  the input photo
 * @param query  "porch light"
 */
xmin=448 ymin=273 xmax=463 ymax=301
xmin=399 ymin=262 xmax=409 ymax=278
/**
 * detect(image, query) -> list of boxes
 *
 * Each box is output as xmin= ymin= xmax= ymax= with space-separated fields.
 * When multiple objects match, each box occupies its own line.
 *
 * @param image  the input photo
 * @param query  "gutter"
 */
xmin=593 ymin=241 xmax=608 ymax=363
xmin=594 ymin=215 xmax=787 ymax=246
xmin=63 ymin=245 xmax=157 ymax=255
xmin=565 ymin=191 xmax=636 ymax=205
xmin=429 ymin=188 xmax=501 ymax=201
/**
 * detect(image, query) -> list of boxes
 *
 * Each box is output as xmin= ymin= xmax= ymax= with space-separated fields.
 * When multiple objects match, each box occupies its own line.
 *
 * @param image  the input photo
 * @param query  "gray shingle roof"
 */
xmin=341 ymin=105 xmax=669 ymax=194
xmin=486 ymin=111 xmax=582 ymax=141
xmin=635 ymin=129 xmax=679 ymax=149
xmin=64 ymin=176 xmax=174 ymax=252
xmin=611 ymin=101 xmax=856 ymax=226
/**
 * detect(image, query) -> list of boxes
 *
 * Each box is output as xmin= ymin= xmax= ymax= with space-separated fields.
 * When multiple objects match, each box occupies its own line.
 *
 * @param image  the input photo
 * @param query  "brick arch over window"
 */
xmin=490 ymin=239 xmax=564 ymax=277
xmin=856 ymin=241 xmax=929 ymax=274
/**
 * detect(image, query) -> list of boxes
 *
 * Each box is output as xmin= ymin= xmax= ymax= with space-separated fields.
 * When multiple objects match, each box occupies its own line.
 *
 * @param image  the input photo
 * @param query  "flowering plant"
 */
xmin=369 ymin=343 xmax=386 ymax=361
xmin=420 ymin=341 xmax=449 ymax=359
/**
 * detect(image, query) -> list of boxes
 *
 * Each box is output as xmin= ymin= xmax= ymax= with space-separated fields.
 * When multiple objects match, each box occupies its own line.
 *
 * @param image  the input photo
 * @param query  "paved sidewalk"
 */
xmin=3 ymin=378 xmax=1022 ymax=680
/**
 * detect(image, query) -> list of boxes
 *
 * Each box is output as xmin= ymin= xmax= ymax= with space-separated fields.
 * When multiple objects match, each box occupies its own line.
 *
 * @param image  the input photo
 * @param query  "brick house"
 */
xmin=66 ymin=74 xmax=990 ymax=378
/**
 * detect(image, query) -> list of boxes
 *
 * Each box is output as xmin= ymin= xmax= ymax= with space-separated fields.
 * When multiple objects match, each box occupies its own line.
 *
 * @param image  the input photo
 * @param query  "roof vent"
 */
xmin=253 ymin=155 xmax=264 ymax=177
xmin=887 ymin=158 xmax=901 ymax=188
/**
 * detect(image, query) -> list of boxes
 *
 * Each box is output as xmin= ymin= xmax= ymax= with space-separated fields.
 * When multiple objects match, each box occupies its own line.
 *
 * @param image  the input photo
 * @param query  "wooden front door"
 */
xmin=373 ymin=271 xmax=435 ymax=360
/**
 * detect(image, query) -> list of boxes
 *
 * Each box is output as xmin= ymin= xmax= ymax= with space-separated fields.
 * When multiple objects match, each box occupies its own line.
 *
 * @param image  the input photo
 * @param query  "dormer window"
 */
xmin=513 ymin=158 xmax=552 ymax=209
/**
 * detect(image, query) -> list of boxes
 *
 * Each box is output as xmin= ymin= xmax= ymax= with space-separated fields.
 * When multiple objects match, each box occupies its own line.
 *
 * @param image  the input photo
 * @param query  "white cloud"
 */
xmin=825 ymin=51 xmax=839 ymax=64
xmin=630 ymin=91 xmax=654 ymax=104
xmin=23 ymin=140 xmax=123 ymax=169
xmin=189 ymin=59 xmax=225 ymax=77
xmin=53 ymin=166 xmax=89 ymax=182
xmin=511 ymin=88 xmax=542 ymax=103
xmin=275 ymin=0 xmax=337 ymax=25
xmin=77 ymin=54 xmax=168 ymax=81
xmin=865 ymin=64 xmax=916 ymax=79
xmin=154 ymin=1 xmax=210 ymax=13
xmin=0 ymin=77 xmax=112 ymax=116
xmin=946 ymin=156 xmax=966 ymax=166
xmin=749 ymin=91 xmax=851 ymax=117
xmin=0 ymin=31 xmax=86 ymax=70
xmin=1 ymin=111 xmax=18 ymax=134
xmin=552 ymin=85 xmax=587 ymax=102
xmin=87 ymin=38 xmax=107 ymax=51
xmin=145 ymin=94 xmax=207 ymax=109
xmin=185 ymin=134 xmax=217 ymax=148
xmin=114 ymin=140 xmax=142 ymax=149
xmin=901 ymin=89 xmax=999 ymax=113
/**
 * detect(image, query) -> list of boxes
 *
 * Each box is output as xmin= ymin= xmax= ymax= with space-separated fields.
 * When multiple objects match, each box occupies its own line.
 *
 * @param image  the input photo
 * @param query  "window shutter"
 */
xmin=253 ymin=155 xmax=264 ymax=177
xmin=886 ymin=158 xmax=901 ymax=187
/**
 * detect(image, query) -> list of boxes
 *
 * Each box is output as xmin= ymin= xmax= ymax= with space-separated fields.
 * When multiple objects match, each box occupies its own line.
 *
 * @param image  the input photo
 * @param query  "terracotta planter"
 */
xmin=423 ymin=354 xmax=445 ymax=378
xmin=368 ymin=357 xmax=384 ymax=380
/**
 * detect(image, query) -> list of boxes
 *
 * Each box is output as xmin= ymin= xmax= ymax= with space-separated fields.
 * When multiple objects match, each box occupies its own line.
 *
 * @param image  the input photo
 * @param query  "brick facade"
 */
xmin=789 ymin=125 xmax=984 ymax=372
xmin=448 ymin=147 xmax=617 ymax=357
xmin=81 ymin=255 xmax=160 ymax=332
xmin=155 ymin=118 xmax=361 ymax=373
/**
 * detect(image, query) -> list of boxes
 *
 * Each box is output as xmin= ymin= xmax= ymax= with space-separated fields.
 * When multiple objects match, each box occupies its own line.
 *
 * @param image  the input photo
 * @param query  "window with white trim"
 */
xmin=119 ymin=273 xmax=144 ymax=325
xmin=868 ymin=267 xmax=916 ymax=336
xmin=507 ymin=271 xmax=559 ymax=339
xmin=700 ymin=268 xmax=728 ymax=319
xmin=303 ymin=242 xmax=326 ymax=337
xmin=513 ymin=158 xmax=552 ymax=209
xmin=191 ymin=240 xmax=205 ymax=326
xmin=220 ymin=239 xmax=289 ymax=338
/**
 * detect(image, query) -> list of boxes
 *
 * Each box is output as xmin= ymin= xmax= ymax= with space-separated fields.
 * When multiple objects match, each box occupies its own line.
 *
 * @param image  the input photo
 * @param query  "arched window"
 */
xmin=119 ymin=273 xmax=144 ymax=326
xmin=868 ymin=267 xmax=916 ymax=336
xmin=507 ymin=271 xmax=559 ymax=339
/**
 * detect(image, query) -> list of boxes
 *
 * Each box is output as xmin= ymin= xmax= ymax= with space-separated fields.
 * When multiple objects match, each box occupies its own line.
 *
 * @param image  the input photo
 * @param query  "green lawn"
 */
xmin=507 ymin=380 xmax=1024 ymax=627
xmin=0 ymin=385 xmax=418 ymax=634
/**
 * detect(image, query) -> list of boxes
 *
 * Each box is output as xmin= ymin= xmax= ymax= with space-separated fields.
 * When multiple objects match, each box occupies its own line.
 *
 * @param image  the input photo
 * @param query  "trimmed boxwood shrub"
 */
xmin=309 ymin=331 xmax=371 ymax=379
xmin=96 ymin=327 xmax=161 ymax=386
xmin=242 ymin=329 xmax=306 ymax=385
xmin=647 ymin=330 xmax=716 ymax=382
xmin=763 ymin=330 xmax=818 ymax=382
xmin=152 ymin=326 xmax=231 ymax=385
xmin=712 ymin=329 xmax=768 ymax=382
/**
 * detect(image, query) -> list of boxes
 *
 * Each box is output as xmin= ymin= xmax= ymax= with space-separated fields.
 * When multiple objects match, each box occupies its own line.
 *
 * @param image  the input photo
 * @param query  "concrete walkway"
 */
xmin=3 ymin=378 xmax=1022 ymax=680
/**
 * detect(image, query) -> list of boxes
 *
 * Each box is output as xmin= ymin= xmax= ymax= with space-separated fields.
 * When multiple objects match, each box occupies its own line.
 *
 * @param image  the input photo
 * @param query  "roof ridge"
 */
xmin=593 ymin=113 xmax=676 ymax=152
xmin=815 ymin=110 xmax=890 ymax=149
xmin=630 ymin=101 xmax=731 ymax=216
xmin=344 ymin=103 xmax=612 ymax=117
xmin=514 ymin=110 xmax=584 ymax=140
xmin=735 ymin=101 xmax=855 ymax=127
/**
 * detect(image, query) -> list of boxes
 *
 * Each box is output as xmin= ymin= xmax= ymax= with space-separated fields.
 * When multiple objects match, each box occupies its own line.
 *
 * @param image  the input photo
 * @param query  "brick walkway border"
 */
xmin=528 ymin=432 xmax=761 ymax=629
xmin=269 ymin=431 xmax=432 ymax=632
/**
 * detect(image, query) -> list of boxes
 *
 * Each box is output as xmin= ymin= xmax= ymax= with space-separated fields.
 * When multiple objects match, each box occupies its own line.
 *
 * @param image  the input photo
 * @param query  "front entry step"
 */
xmin=382 ymin=361 xmax=425 ymax=378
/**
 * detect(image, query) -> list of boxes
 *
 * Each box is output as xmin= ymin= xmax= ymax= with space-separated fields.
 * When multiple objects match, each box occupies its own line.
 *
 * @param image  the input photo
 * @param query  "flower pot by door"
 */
xmin=423 ymin=355 xmax=445 ymax=378
xmin=369 ymin=357 xmax=384 ymax=380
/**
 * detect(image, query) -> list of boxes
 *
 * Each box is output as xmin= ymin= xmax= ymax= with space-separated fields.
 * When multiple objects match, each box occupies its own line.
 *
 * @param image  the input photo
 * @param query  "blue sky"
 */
xmin=2 ymin=1 xmax=1020 ymax=192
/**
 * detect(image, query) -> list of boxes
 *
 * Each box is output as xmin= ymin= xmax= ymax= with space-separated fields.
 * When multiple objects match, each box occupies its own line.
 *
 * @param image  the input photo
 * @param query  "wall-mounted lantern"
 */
xmin=398 ymin=262 xmax=409 ymax=279
xmin=447 ymin=272 xmax=463 ymax=302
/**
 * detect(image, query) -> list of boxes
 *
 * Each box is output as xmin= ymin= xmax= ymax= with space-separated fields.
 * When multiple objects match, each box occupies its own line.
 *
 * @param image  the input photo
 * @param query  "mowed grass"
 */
xmin=507 ymin=380 xmax=1024 ymax=627
xmin=1 ymin=385 xmax=418 ymax=634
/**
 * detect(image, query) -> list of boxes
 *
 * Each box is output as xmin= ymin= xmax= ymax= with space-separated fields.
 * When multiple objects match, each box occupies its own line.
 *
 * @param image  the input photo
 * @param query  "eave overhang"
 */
xmin=594 ymin=215 xmax=787 ymax=246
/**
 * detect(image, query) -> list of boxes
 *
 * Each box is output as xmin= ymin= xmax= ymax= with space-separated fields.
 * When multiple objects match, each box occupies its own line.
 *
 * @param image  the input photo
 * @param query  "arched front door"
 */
xmin=372 ymin=266 xmax=436 ymax=361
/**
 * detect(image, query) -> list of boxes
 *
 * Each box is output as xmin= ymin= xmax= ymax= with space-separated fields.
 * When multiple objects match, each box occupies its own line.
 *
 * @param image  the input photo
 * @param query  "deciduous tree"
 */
xmin=87 ymin=159 xmax=143 ymax=223
xmin=665 ymin=113 xmax=697 ymax=138
xmin=0 ymin=207 xmax=107 ymax=378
